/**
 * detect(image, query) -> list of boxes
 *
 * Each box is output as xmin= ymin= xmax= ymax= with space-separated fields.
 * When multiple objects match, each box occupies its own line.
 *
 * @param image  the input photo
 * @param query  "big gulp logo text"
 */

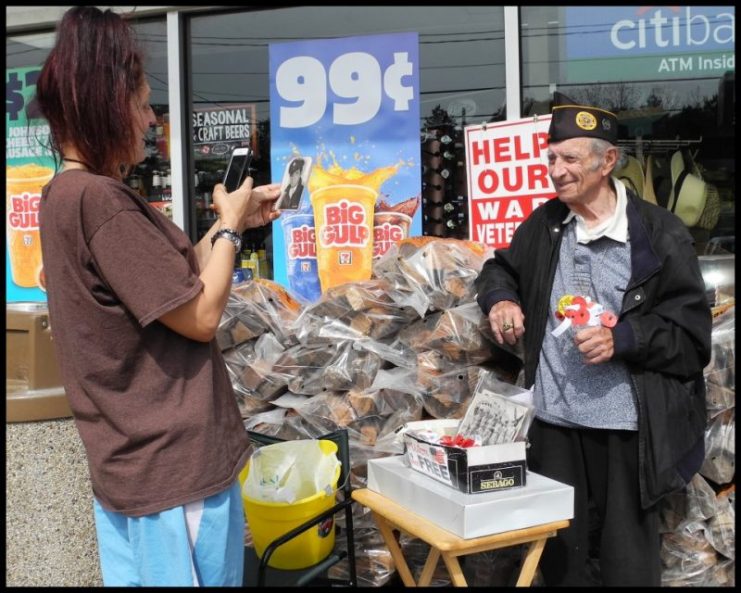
xmin=319 ymin=200 xmax=369 ymax=247
xmin=8 ymin=192 xmax=41 ymax=230
xmin=288 ymin=224 xmax=316 ymax=259
xmin=373 ymin=221 xmax=404 ymax=257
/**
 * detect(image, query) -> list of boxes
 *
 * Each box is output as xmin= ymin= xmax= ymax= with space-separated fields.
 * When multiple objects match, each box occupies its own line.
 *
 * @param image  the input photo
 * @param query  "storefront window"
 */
xmin=5 ymin=15 xmax=168 ymax=303
xmin=186 ymin=6 xmax=507 ymax=270
xmin=520 ymin=5 xmax=735 ymax=255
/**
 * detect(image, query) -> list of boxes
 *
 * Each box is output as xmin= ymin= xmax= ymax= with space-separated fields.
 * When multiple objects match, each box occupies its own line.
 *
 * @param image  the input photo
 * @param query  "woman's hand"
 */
xmin=244 ymin=182 xmax=282 ymax=228
xmin=211 ymin=178 xmax=281 ymax=232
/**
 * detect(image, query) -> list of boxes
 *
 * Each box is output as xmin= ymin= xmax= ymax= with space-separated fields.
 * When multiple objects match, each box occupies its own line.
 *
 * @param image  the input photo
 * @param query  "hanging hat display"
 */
xmin=668 ymin=149 xmax=708 ymax=227
xmin=548 ymin=91 xmax=618 ymax=145
xmin=646 ymin=154 xmax=673 ymax=208
xmin=614 ymin=155 xmax=645 ymax=197
xmin=641 ymin=155 xmax=659 ymax=205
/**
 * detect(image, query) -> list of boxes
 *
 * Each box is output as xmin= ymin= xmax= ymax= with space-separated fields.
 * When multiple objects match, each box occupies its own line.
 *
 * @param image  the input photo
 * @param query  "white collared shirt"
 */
xmin=562 ymin=177 xmax=629 ymax=244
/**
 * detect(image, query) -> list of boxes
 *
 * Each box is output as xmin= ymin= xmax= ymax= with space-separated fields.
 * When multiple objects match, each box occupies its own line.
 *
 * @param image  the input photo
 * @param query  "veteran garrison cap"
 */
xmin=548 ymin=91 xmax=618 ymax=145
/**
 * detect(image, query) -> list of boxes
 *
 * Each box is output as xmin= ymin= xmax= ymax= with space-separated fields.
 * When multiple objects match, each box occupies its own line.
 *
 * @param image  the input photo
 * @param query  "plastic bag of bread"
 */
xmin=345 ymin=387 xmax=424 ymax=449
xmin=232 ymin=383 xmax=277 ymax=418
xmin=271 ymin=340 xmax=382 ymax=395
xmin=398 ymin=302 xmax=496 ymax=365
xmin=328 ymin=526 xmax=395 ymax=587
xmin=372 ymin=237 xmax=491 ymax=315
xmin=290 ymin=393 xmax=391 ymax=474
xmin=417 ymin=364 xmax=485 ymax=419
xmin=705 ymin=488 xmax=735 ymax=560
xmin=231 ymin=278 xmax=303 ymax=346
xmin=222 ymin=339 xmax=282 ymax=416
xmin=294 ymin=315 xmax=417 ymax=369
xmin=660 ymin=520 xmax=722 ymax=586
xmin=293 ymin=278 xmax=419 ymax=344
xmin=699 ymin=408 xmax=735 ymax=485
xmin=222 ymin=339 xmax=257 ymax=382
xmin=244 ymin=407 xmax=320 ymax=441
xmin=705 ymin=306 xmax=735 ymax=391
xmin=370 ymin=366 xmax=427 ymax=399
xmin=216 ymin=296 xmax=271 ymax=351
xmin=705 ymin=382 xmax=735 ymax=420
xmin=659 ymin=473 xmax=718 ymax=534
xmin=292 ymin=391 xmax=376 ymax=441
xmin=292 ymin=387 xmax=423 ymax=452
xmin=226 ymin=333 xmax=289 ymax=403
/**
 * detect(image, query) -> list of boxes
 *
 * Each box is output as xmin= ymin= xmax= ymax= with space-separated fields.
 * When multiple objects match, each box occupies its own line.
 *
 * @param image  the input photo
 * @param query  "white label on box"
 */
xmin=405 ymin=437 xmax=453 ymax=486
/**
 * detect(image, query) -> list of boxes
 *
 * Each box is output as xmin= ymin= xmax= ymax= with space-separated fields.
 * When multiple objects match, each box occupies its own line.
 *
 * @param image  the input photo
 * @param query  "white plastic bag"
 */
xmin=243 ymin=439 xmax=340 ymax=504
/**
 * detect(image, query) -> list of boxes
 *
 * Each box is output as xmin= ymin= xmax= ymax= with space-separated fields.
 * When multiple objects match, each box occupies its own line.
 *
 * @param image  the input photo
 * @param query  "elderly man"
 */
xmin=475 ymin=93 xmax=711 ymax=586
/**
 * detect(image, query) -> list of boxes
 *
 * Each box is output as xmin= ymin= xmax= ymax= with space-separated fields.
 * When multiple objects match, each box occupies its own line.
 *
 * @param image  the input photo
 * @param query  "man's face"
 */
xmin=547 ymin=137 xmax=613 ymax=204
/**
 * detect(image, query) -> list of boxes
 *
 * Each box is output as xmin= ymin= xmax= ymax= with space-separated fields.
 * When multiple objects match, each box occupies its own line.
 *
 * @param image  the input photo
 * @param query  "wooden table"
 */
xmin=352 ymin=488 xmax=570 ymax=587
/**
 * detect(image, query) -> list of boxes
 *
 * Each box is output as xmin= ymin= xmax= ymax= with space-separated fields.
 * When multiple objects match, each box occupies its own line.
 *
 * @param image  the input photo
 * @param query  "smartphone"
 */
xmin=274 ymin=156 xmax=313 ymax=211
xmin=223 ymin=147 xmax=253 ymax=192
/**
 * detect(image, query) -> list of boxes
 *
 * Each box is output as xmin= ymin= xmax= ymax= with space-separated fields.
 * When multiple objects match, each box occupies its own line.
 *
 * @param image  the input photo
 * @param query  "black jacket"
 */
xmin=475 ymin=190 xmax=712 ymax=508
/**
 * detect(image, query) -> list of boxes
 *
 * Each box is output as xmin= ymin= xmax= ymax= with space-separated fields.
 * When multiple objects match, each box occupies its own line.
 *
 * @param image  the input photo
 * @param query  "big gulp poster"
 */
xmin=465 ymin=116 xmax=557 ymax=250
xmin=269 ymin=33 xmax=421 ymax=303
xmin=6 ymin=66 xmax=56 ymax=303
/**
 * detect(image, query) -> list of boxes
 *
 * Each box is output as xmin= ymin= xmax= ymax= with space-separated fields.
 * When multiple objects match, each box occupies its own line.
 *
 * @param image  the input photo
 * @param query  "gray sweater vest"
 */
xmin=533 ymin=221 xmax=638 ymax=430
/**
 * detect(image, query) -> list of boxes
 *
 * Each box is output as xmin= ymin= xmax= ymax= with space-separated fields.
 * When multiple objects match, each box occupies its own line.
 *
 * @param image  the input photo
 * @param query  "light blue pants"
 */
xmin=93 ymin=480 xmax=245 ymax=587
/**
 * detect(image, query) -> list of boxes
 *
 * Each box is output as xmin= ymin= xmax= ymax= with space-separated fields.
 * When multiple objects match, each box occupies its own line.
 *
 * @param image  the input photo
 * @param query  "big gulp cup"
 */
xmin=6 ymin=163 xmax=55 ymax=288
xmin=310 ymin=184 xmax=377 ymax=292
xmin=281 ymin=212 xmax=322 ymax=303
xmin=373 ymin=211 xmax=412 ymax=259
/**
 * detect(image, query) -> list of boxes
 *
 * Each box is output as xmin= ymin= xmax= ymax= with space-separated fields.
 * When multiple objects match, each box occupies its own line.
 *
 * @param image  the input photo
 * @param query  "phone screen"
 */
xmin=223 ymin=148 xmax=252 ymax=192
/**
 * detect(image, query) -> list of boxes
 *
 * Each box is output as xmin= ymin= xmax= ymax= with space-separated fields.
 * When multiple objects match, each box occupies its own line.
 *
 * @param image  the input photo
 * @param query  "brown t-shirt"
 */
xmin=39 ymin=169 xmax=251 ymax=517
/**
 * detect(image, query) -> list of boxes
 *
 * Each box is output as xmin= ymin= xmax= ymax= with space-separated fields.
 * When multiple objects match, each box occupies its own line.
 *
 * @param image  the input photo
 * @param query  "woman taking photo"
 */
xmin=35 ymin=6 xmax=280 ymax=586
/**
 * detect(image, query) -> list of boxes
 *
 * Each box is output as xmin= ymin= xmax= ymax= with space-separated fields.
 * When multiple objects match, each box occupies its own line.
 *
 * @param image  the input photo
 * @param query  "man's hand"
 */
xmin=574 ymin=326 xmax=614 ymax=365
xmin=488 ymin=300 xmax=525 ymax=346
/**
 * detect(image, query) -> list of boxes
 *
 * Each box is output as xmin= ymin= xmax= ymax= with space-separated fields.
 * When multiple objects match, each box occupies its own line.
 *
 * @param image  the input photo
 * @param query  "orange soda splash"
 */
xmin=308 ymin=153 xmax=400 ymax=195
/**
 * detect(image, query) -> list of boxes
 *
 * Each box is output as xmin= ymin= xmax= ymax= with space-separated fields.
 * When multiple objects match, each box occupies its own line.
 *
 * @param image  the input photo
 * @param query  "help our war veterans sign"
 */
xmin=465 ymin=116 xmax=557 ymax=249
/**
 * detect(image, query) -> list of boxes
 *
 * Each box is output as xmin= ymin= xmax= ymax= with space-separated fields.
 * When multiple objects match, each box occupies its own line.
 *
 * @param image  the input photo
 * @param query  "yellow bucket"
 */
xmin=239 ymin=440 xmax=340 ymax=569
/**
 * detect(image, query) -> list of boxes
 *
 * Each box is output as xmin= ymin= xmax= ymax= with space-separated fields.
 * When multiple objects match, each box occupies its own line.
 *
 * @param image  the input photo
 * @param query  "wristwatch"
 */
xmin=211 ymin=227 xmax=242 ymax=253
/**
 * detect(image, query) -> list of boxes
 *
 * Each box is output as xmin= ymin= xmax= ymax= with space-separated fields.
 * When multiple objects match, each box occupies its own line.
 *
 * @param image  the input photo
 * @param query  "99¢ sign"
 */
xmin=269 ymin=33 xmax=421 ymax=303
xmin=275 ymin=51 xmax=414 ymax=128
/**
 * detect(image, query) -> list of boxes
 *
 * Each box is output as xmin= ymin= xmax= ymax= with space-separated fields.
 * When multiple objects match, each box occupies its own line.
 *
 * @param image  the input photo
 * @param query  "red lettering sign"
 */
xmin=8 ymin=192 xmax=41 ymax=230
xmin=373 ymin=222 xmax=404 ymax=257
xmin=322 ymin=201 xmax=369 ymax=247
xmin=288 ymin=224 xmax=317 ymax=259
xmin=465 ymin=117 xmax=557 ymax=249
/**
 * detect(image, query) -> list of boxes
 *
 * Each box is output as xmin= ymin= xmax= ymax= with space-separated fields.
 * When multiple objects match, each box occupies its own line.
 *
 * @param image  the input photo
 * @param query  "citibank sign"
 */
xmin=564 ymin=6 xmax=735 ymax=82
xmin=565 ymin=6 xmax=735 ymax=59
xmin=611 ymin=6 xmax=735 ymax=52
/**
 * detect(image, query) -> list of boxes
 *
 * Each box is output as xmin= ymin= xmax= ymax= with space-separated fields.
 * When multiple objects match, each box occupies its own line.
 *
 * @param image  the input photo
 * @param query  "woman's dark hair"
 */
xmin=35 ymin=7 xmax=145 ymax=178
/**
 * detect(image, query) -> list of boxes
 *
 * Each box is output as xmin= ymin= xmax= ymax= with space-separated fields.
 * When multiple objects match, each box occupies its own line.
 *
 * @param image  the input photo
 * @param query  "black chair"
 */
xmin=243 ymin=428 xmax=357 ymax=587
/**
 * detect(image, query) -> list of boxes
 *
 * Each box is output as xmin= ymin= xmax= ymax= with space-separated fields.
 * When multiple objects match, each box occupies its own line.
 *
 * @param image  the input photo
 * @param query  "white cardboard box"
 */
xmin=367 ymin=454 xmax=574 ymax=539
